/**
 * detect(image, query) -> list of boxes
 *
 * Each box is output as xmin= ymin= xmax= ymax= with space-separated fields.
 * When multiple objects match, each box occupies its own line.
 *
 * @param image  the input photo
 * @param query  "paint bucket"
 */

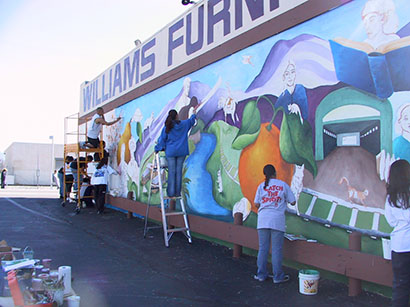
xmin=22 ymin=246 xmax=34 ymax=259
xmin=67 ymin=295 xmax=81 ymax=307
xmin=35 ymin=265 xmax=44 ymax=276
xmin=298 ymin=269 xmax=320 ymax=295
xmin=159 ymin=156 xmax=168 ymax=168
xmin=382 ymin=238 xmax=392 ymax=260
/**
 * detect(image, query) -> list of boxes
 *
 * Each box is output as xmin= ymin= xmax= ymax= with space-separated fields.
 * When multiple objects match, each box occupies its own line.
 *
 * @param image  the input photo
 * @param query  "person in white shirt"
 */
xmin=384 ymin=159 xmax=410 ymax=306
xmin=63 ymin=156 xmax=74 ymax=204
xmin=91 ymin=154 xmax=118 ymax=214
xmin=85 ymin=107 xmax=121 ymax=148
xmin=253 ymin=164 xmax=296 ymax=284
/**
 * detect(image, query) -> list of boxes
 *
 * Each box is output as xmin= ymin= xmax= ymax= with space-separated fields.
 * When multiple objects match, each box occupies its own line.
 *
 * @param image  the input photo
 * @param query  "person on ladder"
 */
xmin=154 ymin=106 xmax=197 ymax=198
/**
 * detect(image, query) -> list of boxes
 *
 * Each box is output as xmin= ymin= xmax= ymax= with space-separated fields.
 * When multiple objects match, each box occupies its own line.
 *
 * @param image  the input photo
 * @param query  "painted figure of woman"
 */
xmin=393 ymin=103 xmax=410 ymax=163
xmin=275 ymin=61 xmax=308 ymax=122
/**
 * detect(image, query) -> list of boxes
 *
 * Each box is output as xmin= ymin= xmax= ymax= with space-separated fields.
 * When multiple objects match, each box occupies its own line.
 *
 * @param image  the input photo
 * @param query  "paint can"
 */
xmin=38 ymin=273 xmax=49 ymax=281
xmin=35 ymin=265 xmax=44 ymax=276
xmin=42 ymin=258 xmax=52 ymax=269
xmin=41 ymin=268 xmax=50 ymax=275
xmin=67 ymin=295 xmax=81 ymax=307
xmin=298 ymin=269 xmax=320 ymax=295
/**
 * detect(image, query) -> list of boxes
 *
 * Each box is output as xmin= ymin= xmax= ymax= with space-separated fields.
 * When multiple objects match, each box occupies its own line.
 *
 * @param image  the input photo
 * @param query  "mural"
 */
xmin=102 ymin=0 xmax=410 ymax=254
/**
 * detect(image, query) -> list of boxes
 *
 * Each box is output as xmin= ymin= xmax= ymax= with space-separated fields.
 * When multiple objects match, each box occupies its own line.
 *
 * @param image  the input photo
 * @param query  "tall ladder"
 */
xmin=143 ymin=152 xmax=192 ymax=247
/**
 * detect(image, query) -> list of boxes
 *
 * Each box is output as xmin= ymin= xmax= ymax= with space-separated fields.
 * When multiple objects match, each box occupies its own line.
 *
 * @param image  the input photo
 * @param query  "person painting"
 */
xmin=63 ymin=156 xmax=74 ymax=205
xmin=384 ymin=159 xmax=410 ymax=306
xmin=85 ymin=107 xmax=122 ymax=148
xmin=91 ymin=154 xmax=118 ymax=214
xmin=253 ymin=164 xmax=296 ymax=283
xmin=155 ymin=108 xmax=197 ymax=198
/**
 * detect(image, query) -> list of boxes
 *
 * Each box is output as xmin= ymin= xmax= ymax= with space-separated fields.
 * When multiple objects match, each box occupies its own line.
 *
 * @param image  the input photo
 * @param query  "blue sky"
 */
xmin=0 ymin=0 xmax=189 ymax=151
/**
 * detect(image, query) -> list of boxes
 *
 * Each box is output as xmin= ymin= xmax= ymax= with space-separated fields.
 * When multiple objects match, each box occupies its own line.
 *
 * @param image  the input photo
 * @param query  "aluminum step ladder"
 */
xmin=143 ymin=152 xmax=192 ymax=247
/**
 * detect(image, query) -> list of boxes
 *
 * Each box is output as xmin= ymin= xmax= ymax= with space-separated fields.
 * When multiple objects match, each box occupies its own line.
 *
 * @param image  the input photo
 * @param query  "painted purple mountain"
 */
xmin=246 ymin=34 xmax=338 ymax=96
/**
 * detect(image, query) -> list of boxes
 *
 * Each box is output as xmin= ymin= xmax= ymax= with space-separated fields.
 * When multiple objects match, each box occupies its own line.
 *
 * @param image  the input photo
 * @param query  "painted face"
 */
xmin=399 ymin=106 xmax=410 ymax=133
xmin=363 ymin=12 xmax=384 ymax=39
xmin=283 ymin=64 xmax=296 ymax=88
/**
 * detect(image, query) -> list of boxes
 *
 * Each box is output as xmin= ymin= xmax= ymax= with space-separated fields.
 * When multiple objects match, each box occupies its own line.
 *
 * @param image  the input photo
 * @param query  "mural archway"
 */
xmin=315 ymin=87 xmax=393 ymax=161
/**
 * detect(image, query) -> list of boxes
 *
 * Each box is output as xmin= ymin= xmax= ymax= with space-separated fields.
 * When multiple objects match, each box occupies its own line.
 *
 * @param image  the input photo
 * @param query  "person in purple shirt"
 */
xmin=155 ymin=107 xmax=197 ymax=197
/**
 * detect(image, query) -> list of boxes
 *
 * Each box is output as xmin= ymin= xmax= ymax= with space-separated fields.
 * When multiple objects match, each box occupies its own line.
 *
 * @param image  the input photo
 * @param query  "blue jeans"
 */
xmin=256 ymin=229 xmax=285 ymax=282
xmin=166 ymin=156 xmax=185 ymax=197
xmin=58 ymin=171 xmax=64 ymax=197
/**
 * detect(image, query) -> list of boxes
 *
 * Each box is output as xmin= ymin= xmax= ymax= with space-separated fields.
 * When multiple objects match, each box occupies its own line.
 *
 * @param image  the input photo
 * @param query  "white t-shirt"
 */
xmin=87 ymin=114 xmax=102 ymax=139
xmin=385 ymin=197 xmax=410 ymax=252
xmin=91 ymin=165 xmax=116 ymax=185
xmin=64 ymin=163 xmax=72 ymax=175
xmin=254 ymin=178 xmax=296 ymax=232
xmin=87 ymin=162 xmax=97 ymax=177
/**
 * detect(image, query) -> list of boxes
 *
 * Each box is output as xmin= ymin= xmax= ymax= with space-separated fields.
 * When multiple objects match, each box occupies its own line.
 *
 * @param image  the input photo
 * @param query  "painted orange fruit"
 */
xmin=117 ymin=121 xmax=131 ymax=165
xmin=238 ymin=123 xmax=294 ymax=213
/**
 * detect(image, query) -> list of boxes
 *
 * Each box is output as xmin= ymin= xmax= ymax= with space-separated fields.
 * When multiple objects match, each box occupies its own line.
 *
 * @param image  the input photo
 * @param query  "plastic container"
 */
xmin=382 ymin=238 xmax=392 ymax=260
xmin=67 ymin=295 xmax=81 ymax=307
xmin=22 ymin=246 xmax=34 ymax=260
xmin=298 ymin=269 xmax=320 ymax=295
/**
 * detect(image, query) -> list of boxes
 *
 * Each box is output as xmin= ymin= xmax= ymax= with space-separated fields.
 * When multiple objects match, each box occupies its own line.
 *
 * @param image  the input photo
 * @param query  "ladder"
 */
xmin=143 ymin=152 xmax=192 ymax=247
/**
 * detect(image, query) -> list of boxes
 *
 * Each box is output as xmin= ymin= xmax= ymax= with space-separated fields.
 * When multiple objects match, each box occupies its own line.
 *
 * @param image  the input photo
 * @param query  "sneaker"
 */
xmin=253 ymin=275 xmax=266 ymax=282
xmin=273 ymin=274 xmax=290 ymax=284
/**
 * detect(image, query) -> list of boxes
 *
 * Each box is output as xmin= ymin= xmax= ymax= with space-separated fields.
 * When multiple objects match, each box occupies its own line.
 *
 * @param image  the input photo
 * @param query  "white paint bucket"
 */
xmin=67 ymin=295 xmax=81 ymax=307
xmin=382 ymin=238 xmax=391 ymax=260
xmin=299 ymin=269 xmax=320 ymax=295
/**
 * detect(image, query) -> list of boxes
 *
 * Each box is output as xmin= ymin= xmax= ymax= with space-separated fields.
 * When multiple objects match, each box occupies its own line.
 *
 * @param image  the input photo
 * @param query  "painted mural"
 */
xmin=102 ymin=0 xmax=410 ymax=254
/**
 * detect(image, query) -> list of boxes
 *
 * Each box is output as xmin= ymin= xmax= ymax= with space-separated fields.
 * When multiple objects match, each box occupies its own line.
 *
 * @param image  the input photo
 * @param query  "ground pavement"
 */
xmin=0 ymin=186 xmax=391 ymax=306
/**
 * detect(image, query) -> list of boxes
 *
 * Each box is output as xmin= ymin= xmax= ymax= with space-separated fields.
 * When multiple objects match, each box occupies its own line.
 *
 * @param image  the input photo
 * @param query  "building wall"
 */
xmin=4 ymin=143 xmax=64 ymax=185
xmin=82 ymin=0 xmax=410 ymax=258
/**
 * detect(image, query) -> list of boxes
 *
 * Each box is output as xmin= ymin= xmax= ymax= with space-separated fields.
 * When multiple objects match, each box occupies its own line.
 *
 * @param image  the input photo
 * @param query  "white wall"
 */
xmin=4 ymin=142 xmax=64 ymax=185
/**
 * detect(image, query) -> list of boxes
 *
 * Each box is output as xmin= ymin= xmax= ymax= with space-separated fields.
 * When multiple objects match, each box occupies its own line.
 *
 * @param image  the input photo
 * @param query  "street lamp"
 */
xmin=49 ymin=136 xmax=54 ymax=188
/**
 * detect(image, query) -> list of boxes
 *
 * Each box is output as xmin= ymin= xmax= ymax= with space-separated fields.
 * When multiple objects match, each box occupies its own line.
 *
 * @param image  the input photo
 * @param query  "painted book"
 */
xmin=329 ymin=36 xmax=410 ymax=99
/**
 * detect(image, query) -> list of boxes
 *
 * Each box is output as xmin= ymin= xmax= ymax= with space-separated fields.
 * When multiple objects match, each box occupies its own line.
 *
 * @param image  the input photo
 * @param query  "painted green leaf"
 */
xmin=232 ymin=100 xmax=261 ymax=150
xmin=136 ymin=122 xmax=143 ymax=143
xmin=279 ymin=113 xmax=317 ymax=177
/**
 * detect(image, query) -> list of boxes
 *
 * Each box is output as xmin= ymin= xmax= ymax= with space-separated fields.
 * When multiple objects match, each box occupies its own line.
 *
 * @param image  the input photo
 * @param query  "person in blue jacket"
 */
xmin=155 ymin=108 xmax=197 ymax=197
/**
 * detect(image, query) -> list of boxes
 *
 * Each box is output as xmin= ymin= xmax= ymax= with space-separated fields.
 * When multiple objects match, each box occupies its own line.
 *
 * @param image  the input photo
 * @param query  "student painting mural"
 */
xmin=97 ymin=0 xmax=410 ymax=254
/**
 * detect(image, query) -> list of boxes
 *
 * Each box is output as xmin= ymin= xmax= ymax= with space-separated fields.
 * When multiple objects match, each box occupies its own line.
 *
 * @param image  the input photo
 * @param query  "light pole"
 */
xmin=49 ymin=135 xmax=54 ymax=188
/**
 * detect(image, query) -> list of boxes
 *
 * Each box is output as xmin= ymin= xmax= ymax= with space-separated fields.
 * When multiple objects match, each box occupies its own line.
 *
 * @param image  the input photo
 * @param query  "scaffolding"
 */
xmin=63 ymin=112 xmax=104 ymax=214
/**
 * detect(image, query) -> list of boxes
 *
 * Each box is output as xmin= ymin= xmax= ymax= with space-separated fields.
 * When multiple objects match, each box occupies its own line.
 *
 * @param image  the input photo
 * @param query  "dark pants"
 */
xmin=81 ymin=186 xmax=94 ymax=207
xmin=65 ymin=174 xmax=74 ymax=194
xmin=87 ymin=137 xmax=100 ymax=148
xmin=94 ymin=184 xmax=107 ymax=213
xmin=392 ymin=251 xmax=410 ymax=306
